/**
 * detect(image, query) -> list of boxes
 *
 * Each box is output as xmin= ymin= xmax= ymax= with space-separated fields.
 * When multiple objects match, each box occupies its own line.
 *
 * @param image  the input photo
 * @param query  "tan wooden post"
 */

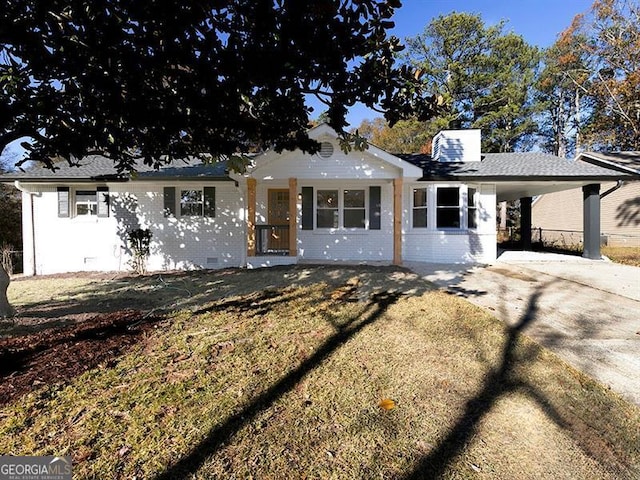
xmin=288 ymin=178 xmax=298 ymax=257
xmin=247 ymin=178 xmax=257 ymax=257
xmin=393 ymin=178 xmax=403 ymax=265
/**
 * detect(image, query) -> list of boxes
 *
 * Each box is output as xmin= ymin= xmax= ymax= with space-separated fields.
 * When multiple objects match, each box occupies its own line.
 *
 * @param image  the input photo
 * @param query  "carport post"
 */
xmin=520 ymin=196 xmax=532 ymax=250
xmin=583 ymin=184 xmax=601 ymax=260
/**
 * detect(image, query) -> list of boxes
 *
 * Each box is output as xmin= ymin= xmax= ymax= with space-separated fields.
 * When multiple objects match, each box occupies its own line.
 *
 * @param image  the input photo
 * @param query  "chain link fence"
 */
xmin=499 ymin=227 xmax=639 ymax=249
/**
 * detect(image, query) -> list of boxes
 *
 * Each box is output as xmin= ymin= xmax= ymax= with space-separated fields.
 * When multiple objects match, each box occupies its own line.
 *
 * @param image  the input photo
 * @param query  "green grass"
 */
xmin=2 ymin=267 xmax=639 ymax=479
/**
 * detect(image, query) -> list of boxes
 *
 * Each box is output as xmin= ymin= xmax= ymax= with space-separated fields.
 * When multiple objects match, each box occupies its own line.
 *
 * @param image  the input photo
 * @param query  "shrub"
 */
xmin=127 ymin=228 xmax=152 ymax=275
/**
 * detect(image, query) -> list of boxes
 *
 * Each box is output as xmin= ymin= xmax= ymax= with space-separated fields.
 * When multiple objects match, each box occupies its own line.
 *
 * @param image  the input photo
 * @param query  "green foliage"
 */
xmin=579 ymin=0 xmax=640 ymax=150
xmin=536 ymin=0 xmax=640 ymax=153
xmin=404 ymin=12 xmax=541 ymax=153
xmin=0 ymin=158 xmax=21 ymax=250
xmin=356 ymin=117 xmax=441 ymax=153
xmin=127 ymin=228 xmax=152 ymax=275
xmin=535 ymin=20 xmax=591 ymax=157
xmin=0 ymin=188 xmax=21 ymax=249
xmin=1 ymin=0 xmax=439 ymax=173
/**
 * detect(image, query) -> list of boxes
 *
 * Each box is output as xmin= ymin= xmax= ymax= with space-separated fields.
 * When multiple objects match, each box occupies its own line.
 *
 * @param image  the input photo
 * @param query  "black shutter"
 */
xmin=97 ymin=186 xmax=109 ymax=217
xmin=163 ymin=187 xmax=176 ymax=217
xmin=301 ymin=186 xmax=313 ymax=230
xmin=57 ymin=187 xmax=70 ymax=217
xmin=369 ymin=186 xmax=381 ymax=230
xmin=204 ymin=186 xmax=216 ymax=217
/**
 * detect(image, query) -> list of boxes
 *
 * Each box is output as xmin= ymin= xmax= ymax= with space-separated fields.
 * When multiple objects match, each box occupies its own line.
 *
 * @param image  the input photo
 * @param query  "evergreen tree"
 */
xmin=404 ymin=12 xmax=540 ymax=153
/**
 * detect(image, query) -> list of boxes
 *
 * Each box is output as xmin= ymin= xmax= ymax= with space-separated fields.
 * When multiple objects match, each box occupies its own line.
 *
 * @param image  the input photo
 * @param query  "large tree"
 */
xmin=356 ymin=117 xmax=437 ymax=153
xmin=535 ymin=19 xmax=591 ymax=158
xmin=359 ymin=12 xmax=541 ymax=154
xmin=0 ymin=154 xmax=21 ymax=250
xmin=0 ymin=153 xmax=20 ymax=317
xmin=403 ymin=12 xmax=540 ymax=153
xmin=538 ymin=0 xmax=640 ymax=153
xmin=1 ymin=0 xmax=438 ymax=172
xmin=578 ymin=0 xmax=640 ymax=150
xmin=0 ymin=0 xmax=439 ymax=316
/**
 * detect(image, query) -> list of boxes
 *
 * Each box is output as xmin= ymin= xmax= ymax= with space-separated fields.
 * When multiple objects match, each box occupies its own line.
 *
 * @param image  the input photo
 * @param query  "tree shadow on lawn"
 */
xmin=154 ymin=290 xmax=402 ymax=480
xmin=401 ymin=278 xmax=637 ymax=479
xmin=7 ymin=265 xmax=432 ymax=335
xmin=0 ymin=281 xmax=330 ymax=408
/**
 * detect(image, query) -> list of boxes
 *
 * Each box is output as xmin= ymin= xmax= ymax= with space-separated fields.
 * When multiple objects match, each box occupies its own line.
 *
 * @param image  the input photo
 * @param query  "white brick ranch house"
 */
xmin=1 ymin=124 xmax=634 ymax=275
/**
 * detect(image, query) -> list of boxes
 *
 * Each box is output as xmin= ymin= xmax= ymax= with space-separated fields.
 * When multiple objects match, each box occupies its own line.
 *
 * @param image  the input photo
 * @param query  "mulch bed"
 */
xmin=0 ymin=310 xmax=162 ymax=407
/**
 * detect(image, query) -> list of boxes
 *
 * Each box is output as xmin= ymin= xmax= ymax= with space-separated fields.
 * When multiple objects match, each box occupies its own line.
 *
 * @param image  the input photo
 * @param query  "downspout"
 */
xmin=600 ymin=180 xmax=624 ymax=199
xmin=13 ymin=181 xmax=38 ymax=276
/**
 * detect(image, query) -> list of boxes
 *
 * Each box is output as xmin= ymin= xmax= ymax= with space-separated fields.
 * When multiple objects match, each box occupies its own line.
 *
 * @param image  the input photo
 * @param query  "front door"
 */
xmin=267 ymin=189 xmax=290 ymax=252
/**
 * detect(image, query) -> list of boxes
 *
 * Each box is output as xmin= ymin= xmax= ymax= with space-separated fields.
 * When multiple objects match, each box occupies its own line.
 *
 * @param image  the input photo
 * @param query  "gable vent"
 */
xmin=318 ymin=142 xmax=334 ymax=158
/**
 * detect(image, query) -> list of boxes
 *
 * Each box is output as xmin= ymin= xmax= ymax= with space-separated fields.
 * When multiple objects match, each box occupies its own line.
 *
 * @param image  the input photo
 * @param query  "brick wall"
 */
xmin=402 ymin=183 xmax=497 ymax=263
xmin=22 ymin=181 xmax=245 ymax=275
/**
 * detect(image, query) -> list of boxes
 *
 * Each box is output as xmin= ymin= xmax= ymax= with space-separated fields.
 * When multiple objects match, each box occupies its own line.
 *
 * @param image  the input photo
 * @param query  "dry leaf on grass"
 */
xmin=379 ymin=398 xmax=396 ymax=410
xmin=117 ymin=445 xmax=131 ymax=457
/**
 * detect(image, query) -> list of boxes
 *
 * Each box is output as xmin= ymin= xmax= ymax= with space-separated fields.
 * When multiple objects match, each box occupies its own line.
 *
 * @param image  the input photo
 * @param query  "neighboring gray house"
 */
xmin=0 ymin=125 xmax=634 ymax=275
xmin=533 ymin=152 xmax=640 ymax=247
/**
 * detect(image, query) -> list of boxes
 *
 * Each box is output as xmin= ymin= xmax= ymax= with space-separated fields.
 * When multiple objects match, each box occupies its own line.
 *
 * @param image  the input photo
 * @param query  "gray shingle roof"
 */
xmin=579 ymin=151 xmax=640 ymax=175
xmin=397 ymin=152 xmax=636 ymax=181
xmin=0 ymin=156 xmax=231 ymax=182
xmin=2 ymin=150 xmax=635 ymax=184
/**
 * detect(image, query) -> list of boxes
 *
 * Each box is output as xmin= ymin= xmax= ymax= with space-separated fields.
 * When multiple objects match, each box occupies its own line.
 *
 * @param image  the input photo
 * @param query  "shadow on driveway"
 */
xmin=407 ymin=257 xmax=640 ymax=406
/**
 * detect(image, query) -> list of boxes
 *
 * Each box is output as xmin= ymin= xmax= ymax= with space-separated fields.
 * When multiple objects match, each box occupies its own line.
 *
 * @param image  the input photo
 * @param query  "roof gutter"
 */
xmin=1 ymin=177 xmax=129 ymax=183
xmin=420 ymin=174 xmax=632 ymax=182
xmin=600 ymin=180 xmax=624 ymax=199
xmin=13 ymin=181 xmax=39 ymax=276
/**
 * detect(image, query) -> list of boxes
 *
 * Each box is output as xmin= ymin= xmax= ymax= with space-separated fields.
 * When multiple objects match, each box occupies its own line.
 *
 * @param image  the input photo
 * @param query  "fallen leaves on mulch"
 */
xmin=0 ymin=310 xmax=162 ymax=407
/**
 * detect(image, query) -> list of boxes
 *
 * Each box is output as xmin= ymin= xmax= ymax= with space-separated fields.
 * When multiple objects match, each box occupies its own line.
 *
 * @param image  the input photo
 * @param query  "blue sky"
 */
xmin=331 ymin=0 xmax=595 ymax=127
xmin=3 ymin=1 xmax=595 ymax=164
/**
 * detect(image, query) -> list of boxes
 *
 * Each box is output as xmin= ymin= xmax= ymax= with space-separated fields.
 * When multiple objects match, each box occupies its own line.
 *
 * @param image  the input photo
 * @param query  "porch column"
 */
xmin=583 ymin=184 xmax=601 ymax=259
xmin=520 ymin=196 xmax=532 ymax=251
xmin=247 ymin=178 xmax=256 ymax=257
xmin=288 ymin=178 xmax=297 ymax=257
xmin=393 ymin=178 xmax=402 ymax=265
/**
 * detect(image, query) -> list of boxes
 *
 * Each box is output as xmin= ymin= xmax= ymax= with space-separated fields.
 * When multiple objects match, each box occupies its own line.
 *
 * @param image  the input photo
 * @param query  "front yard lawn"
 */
xmin=2 ymin=266 xmax=639 ymax=479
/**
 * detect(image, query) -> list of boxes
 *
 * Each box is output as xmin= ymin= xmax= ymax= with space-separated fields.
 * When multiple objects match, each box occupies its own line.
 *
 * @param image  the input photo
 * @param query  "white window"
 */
xmin=436 ymin=187 xmax=460 ymax=228
xmin=343 ymin=189 xmax=365 ymax=228
xmin=316 ymin=189 xmax=366 ymax=229
xmin=317 ymin=190 xmax=339 ymax=228
xmin=412 ymin=188 xmax=428 ymax=228
xmin=468 ymin=187 xmax=478 ymax=229
xmin=180 ymin=189 xmax=203 ymax=216
xmin=171 ymin=187 xmax=216 ymax=218
xmin=75 ymin=190 xmax=98 ymax=216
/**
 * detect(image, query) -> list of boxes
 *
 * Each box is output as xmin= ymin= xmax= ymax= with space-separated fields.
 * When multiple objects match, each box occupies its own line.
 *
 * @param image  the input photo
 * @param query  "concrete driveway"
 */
xmin=407 ymin=251 xmax=640 ymax=406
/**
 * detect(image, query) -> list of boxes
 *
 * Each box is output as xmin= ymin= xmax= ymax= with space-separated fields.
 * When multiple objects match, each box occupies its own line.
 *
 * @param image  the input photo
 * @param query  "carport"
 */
xmin=410 ymin=152 xmax=638 ymax=259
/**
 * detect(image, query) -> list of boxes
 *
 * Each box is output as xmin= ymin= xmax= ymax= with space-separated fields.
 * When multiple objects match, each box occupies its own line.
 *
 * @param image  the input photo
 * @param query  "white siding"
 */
xmin=432 ymin=129 xmax=481 ymax=163
xmin=252 ymin=142 xmax=399 ymax=262
xmin=402 ymin=183 xmax=496 ymax=263
xmin=253 ymin=140 xmax=402 ymax=180
xmin=22 ymin=181 xmax=245 ymax=275
xmin=296 ymin=181 xmax=394 ymax=262
xmin=19 ymin=139 xmax=502 ymax=275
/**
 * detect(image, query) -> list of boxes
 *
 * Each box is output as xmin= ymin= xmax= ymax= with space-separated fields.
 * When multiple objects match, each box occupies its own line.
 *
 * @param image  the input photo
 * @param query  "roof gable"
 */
xmin=578 ymin=151 xmax=640 ymax=175
xmin=251 ymin=124 xmax=422 ymax=178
